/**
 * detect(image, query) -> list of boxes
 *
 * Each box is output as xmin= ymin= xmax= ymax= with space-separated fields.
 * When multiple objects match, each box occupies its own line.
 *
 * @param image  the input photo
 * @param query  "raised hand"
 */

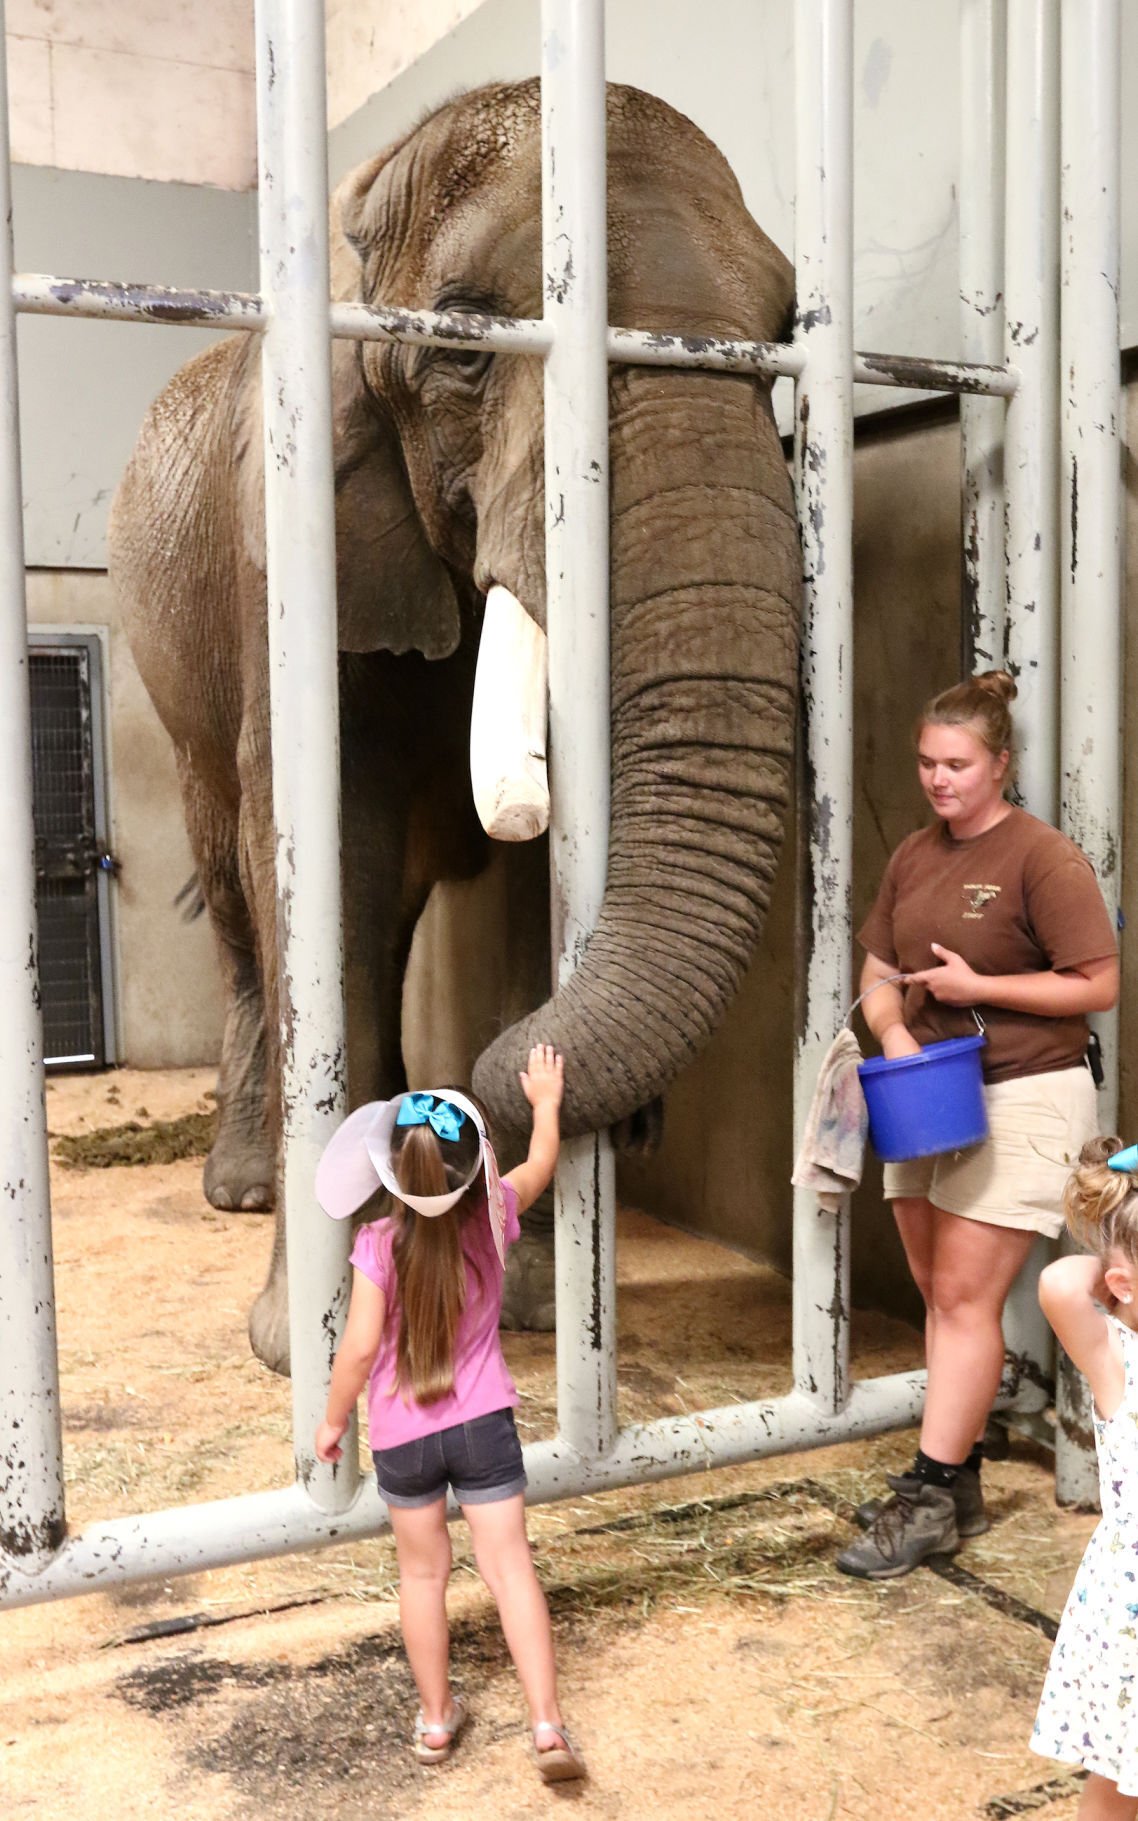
xmin=519 ymin=1043 xmax=564 ymax=1111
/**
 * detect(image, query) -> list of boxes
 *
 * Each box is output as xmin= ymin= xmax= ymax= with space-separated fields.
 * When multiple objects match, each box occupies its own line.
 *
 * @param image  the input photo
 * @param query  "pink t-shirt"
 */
xmin=349 ymin=1182 xmax=521 ymax=1449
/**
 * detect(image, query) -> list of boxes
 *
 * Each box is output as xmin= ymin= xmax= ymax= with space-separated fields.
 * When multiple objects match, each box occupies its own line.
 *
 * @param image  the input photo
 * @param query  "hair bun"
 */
xmin=1078 ymin=1135 xmax=1125 ymax=1169
xmin=1064 ymin=1133 xmax=1131 ymax=1247
xmin=973 ymin=669 xmax=1018 ymax=704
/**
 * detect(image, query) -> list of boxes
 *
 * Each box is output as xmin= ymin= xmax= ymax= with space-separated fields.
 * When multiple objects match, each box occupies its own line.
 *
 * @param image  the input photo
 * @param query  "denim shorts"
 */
xmin=373 ymin=1407 xmax=527 ymax=1509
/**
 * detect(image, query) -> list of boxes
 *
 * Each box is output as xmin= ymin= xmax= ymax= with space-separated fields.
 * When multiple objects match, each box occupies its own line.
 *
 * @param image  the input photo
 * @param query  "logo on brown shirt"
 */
xmin=962 ymin=883 xmax=1001 ymax=920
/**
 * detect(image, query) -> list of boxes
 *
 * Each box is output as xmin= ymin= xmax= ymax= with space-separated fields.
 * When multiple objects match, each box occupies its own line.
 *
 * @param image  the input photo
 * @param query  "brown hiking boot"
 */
xmin=854 ymin=1466 xmax=989 ymax=1539
xmin=836 ymin=1479 xmax=959 ymax=1580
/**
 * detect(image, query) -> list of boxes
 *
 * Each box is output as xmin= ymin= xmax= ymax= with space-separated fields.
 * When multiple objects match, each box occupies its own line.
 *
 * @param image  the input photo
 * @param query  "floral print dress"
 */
xmin=1032 ymin=1317 xmax=1138 ymax=1793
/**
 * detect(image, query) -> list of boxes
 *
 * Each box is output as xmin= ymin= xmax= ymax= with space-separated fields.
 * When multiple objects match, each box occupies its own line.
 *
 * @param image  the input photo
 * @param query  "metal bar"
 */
xmin=330 ymin=299 xmax=552 ymax=354
xmin=791 ymin=0 xmax=854 ymax=1416
xmin=960 ymin=0 xmax=1008 ymax=669
xmin=541 ymin=0 xmax=617 ymax=1461
xmin=12 ymin=277 xmax=1021 ymax=401
xmin=254 ymin=0 xmax=355 ymax=1512
xmin=13 ymin=274 xmax=268 ymax=329
xmin=853 ymin=351 xmax=1016 ymax=396
xmin=995 ymin=0 xmax=1063 ymax=1450
xmin=997 ymin=0 xmax=1063 ymax=1452
xmin=0 ymin=14 xmax=66 ymax=1577
xmin=0 ymin=1372 xmax=931 ymax=1608
xmin=1055 ymin=0 xmax=1121 ymax=1509
xmin=1004 ymin=0 xmax=1060 ymax=816
xmin=605 ymin=324 xmax=801 ymax=378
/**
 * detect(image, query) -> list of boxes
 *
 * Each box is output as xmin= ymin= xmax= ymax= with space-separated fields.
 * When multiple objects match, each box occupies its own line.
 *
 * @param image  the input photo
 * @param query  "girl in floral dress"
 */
xmin=1032 ymin=1137 xmax=1138 ymax=1819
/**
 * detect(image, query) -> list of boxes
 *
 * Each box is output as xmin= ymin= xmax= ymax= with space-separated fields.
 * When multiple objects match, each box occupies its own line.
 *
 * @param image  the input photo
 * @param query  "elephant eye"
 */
xmin=408 ymin=342 xmax=492 ymax=389
xmin=442 ymin=345 xmax=493 ymax=379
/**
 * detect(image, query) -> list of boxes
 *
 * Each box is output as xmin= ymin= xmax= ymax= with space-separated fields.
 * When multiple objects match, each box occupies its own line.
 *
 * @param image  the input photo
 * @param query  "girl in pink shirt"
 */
xmin=314 ymin=1045 xmax=584 ymax=1784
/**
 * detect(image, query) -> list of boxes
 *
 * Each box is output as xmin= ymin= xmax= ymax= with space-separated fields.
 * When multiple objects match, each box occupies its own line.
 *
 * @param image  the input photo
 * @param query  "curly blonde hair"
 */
xmin=1064 ymin=1136 xmax=1138 ymax=1263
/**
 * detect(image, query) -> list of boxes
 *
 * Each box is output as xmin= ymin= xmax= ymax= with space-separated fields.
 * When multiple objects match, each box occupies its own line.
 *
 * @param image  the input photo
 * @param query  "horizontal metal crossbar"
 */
xmin=12 ymin=273 xmax=1021 ymax=397
xmin=15 ymin=273 xmax=268 ymax=328
xmin=855 ymin=348 xmax=1020 ymax=397
xmin=0 ymin=1372 xmax=931 ymax=1608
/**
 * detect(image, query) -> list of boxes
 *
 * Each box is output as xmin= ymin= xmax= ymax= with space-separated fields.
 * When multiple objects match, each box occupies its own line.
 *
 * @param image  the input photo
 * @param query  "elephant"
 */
xmin=108 ymin=79 xmax=801 ymax=1373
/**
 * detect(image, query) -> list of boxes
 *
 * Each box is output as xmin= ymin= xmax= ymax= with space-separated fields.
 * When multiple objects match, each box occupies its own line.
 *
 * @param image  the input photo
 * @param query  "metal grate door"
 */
xmin=28 ymin=636 xmax=112 ymax=1067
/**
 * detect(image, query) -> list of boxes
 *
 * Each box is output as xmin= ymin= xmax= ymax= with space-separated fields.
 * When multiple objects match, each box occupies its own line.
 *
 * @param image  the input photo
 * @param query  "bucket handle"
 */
xmin=845 ymin=973 xmax=986 ymax=1037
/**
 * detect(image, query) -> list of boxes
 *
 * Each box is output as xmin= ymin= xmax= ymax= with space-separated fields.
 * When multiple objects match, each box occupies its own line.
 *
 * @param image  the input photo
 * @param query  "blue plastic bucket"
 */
xmin=857 ymin=1034 xmax=988 ymax=1162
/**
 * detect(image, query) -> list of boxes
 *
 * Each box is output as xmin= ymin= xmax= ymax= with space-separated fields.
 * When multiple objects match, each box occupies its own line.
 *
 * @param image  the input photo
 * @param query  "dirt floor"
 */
xmin=0 ymin=1069 xmax=1101 ymax=1819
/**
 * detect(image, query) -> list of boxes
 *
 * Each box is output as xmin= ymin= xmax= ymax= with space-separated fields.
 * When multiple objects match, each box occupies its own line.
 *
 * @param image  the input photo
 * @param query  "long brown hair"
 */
xmin=388 ymin=1114 xmax=484 ymax=1406
xmin=917 ymin=668 xmax=1017 ymax=760
xmin=1064 ymin=1136 xmax=1138 ymax=1263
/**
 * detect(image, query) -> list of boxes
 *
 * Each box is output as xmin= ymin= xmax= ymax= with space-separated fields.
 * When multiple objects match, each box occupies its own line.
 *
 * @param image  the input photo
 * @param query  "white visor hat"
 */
xmin=315 ymin=1088 xmax=508 ymax=1266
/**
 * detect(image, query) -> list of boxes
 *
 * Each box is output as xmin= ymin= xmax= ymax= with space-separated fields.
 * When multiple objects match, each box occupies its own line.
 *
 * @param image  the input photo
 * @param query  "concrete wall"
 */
xmin=14 ymin=167 xmax=256 ymax=568
xmin=326 ymin=0 xmax=487 ymax=130
xmin=6 ymin=0 xmax=255 ymax=189
xmin=26 ymin=570 xmax=224 ymax=1068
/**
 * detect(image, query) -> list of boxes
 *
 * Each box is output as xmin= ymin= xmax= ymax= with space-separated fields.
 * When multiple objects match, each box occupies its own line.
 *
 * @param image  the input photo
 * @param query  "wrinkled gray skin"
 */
xmin=109 ymin=81 xmax=800 ymax=1373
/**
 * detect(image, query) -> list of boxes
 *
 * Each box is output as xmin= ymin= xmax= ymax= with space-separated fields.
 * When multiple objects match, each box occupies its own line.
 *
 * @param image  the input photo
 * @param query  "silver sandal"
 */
xmin=413 ymin=1695 xmax=468 ymax=1764
xmin=533 ymin=1720 xmax=586 ymax=1783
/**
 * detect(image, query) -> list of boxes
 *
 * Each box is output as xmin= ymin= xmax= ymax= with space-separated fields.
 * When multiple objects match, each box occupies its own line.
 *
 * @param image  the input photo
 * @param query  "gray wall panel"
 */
xmin=14 ymin=167 xmax=256 ymax=567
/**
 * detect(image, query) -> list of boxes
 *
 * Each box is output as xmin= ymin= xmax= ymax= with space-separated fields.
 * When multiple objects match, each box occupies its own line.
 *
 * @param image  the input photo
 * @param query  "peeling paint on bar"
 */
xmin=0 ymin=29 xmax=66 ymax=1580
xmin=255 ymin=0 xmax=355 ymax=1513
xmin=605 ymin=324 xmax=801 ymax=379
xmin=854 ymin=349 xmax=1017 ymax=396
xmin=330 ymin=299 xmax=552 ymax=355
xmin=12 ymin=277 xmax=1020 ymax=400
xmin=791 ymin=0 xmax=854 ymax=1420
xmin=543 ymin=0 xmax=616 ymax=1463
xmin=1056 ymin=0 xmax=1122 ymax=1507
xmin=14 ymin=274 xmax=268 ymax=329
xmin=1004 ymin=0 xmax=1059 ymax=820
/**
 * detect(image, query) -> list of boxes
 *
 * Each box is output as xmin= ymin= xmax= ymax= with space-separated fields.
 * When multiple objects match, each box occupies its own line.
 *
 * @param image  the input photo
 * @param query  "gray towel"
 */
xmin=791 ymin=1027 xmax=868 ymax=1213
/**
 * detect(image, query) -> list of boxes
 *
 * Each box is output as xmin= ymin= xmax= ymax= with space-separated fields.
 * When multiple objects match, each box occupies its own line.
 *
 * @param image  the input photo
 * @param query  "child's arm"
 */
xmin=315 ymin=1268 xmax=386 ymax=1463
xmin=1038 ymin=1254 xmax=1125 ymax=1419
xmin=504 ymin=1044 xmax=564 ymax=1214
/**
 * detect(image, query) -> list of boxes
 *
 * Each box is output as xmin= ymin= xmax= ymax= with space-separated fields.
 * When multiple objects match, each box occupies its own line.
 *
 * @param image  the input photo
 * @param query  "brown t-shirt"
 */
xmin=857 ymin=807 xmax=1116 ymax=1083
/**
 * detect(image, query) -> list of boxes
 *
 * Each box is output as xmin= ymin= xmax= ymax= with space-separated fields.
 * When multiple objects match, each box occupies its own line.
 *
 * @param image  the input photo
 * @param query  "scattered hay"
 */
xmin=527 ymin=1477 xmax=869 ymax=1625
xmin=52 ymin=1110 xmax=217 ymax=1169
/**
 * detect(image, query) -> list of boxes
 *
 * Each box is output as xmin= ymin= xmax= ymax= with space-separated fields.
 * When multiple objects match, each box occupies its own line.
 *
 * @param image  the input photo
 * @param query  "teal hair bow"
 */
xmin=395 ymin=1093 xmax=467 ymax=1143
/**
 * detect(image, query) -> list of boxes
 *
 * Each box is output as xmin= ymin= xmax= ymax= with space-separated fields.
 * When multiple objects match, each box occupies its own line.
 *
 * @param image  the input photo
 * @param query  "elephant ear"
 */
xmin=234 ymin=340 xmax=460 ymax=661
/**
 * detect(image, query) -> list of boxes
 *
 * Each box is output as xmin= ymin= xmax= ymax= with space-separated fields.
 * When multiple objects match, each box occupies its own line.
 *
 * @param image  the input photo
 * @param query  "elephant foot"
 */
xmin=500 ymin=1226 xmax=557 ymax=1332
xmin=249 ymin=1273 xmax=291 ymax=1377
xmin=204 ymin=1141 xmax=276 ymax=1214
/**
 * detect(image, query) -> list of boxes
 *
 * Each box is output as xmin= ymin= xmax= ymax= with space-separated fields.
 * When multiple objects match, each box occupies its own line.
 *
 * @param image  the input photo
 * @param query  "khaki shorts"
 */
xmin=881 ymin=1064 xmax=1098 ymax=1238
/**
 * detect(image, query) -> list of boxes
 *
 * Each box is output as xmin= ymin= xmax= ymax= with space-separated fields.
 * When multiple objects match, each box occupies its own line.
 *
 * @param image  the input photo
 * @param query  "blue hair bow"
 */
xmin=1108 ymin=1144 xmax=1138 ymax=1174
xmin=395 ymin=1093 xmax=467 ymax=1143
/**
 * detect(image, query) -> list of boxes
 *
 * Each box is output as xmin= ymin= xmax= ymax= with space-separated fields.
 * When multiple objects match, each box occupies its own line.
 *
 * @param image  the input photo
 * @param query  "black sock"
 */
xmin=911 ymin=1448 xmax=964 ymax=1489
xmin=964 ymin=1445 xmax=983 ymax=1476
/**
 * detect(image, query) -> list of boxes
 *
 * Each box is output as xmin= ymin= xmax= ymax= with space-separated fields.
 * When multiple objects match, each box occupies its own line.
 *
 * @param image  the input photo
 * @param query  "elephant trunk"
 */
xmin=472 ymin=371 xmax=801 ymax=1140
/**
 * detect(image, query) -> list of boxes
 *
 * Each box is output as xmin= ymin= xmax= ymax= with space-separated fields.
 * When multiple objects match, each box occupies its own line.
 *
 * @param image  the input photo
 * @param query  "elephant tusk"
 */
xmin=469 ymin=583 xmax=550 ymax=842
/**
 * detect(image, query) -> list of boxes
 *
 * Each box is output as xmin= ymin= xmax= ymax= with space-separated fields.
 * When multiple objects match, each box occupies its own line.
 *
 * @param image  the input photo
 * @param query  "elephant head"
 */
xmin=326 ymin=80 xmax=800 ymax=1145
